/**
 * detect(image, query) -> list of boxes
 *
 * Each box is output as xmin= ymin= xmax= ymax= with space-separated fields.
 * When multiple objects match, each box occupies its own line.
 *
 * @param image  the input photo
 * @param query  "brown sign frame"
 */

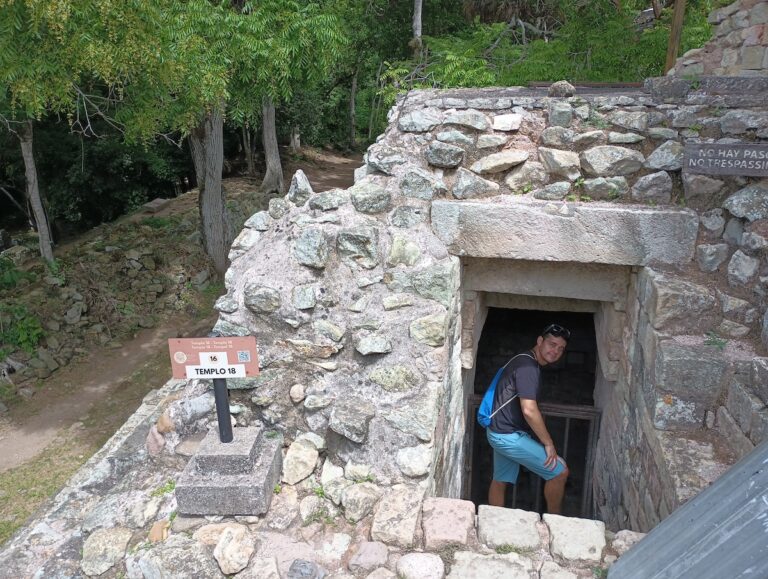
xmin=168 ymin=336 xmax=259 ymax=380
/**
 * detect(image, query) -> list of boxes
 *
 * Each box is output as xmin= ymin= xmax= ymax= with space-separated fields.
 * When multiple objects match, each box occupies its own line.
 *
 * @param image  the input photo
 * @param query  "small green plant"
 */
xmin=495 ymin=544 xmax=534 ymax=556
xmin=586 ymin=112 xmax=609 ymax=129
xmin=580 ymin=195 xmax=592 ymax=202
xmin=169 ymin=510 xmax=178 ymax=523
xmin=704 ymin=331 xmax=727 ymax=350
xmin=689 ymin=123 xmax=703 ymax=132
xmin=313 ymin=486 xmax=326 ymax=499
xmin=274 ymin=484 xmax=282 ymax=494
xmin=141 ymin=216 xmax=174 ymax=229
xmin=352 ymin=474 xmax=375 ymax=484
xmin=265 ymin=430 xmax=279 ymax=439
xmin=0 ymin=304 xmax=45 ymax=354
xmin=593 ymin=566 xmax=608 ymax=579
xmin=0 ymin=258 xmax=33 ymax=290
xmin=573 ymin=177 xmax=585 ymax=190
xmin=684 ymin=74 xmax=701 ymax=90
xmin=566 ymin=194 xmax=577 ymax=202
xmin=521 ymin=182 xmax=533 ymax=194
xmin=151 ymin=479 xmax=176 ymax=497
xmin=304 ymin=505 xmax=334 ymax=526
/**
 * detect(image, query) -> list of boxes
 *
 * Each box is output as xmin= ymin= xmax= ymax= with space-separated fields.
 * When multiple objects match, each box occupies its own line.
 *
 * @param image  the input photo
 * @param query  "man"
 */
xmin=487 ymin=323 xmax=570 ymax=514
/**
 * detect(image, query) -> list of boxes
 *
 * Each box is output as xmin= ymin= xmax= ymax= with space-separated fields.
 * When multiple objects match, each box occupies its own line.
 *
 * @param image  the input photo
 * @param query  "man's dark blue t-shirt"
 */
xmin=489 ymin=351 xmax=540 ymax=434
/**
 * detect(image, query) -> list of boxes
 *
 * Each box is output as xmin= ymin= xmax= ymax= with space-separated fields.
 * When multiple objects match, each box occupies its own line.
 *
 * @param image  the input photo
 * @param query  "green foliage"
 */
xmin=273 ymin=483 xmax=282 ymax=494
xmin=0 ymin=257 xmax=33 ymax=290
xmin=704 ymin=331 xmax=727 ymax=350
xmin=0 ymin=303 xmax=44 ymax=355
xmin=151 ymin=479 xmax=176 ymax=497
xmin=312 ymin=485 xmax=326 ymax=499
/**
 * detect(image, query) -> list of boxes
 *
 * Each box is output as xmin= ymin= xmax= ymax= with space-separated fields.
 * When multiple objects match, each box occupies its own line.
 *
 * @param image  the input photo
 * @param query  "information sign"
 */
xmin=683 ymin=143 xmax=768 ymax=177
xmin=168 ymin=336 xmax=259 ymax=380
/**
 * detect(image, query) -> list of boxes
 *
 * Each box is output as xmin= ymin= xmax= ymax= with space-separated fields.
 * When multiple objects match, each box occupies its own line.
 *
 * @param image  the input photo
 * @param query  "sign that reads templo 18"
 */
xmin=168 ymin=336 xmax=259 ymax=380
xmin=684 ymin=143 xmax=768 ymax=177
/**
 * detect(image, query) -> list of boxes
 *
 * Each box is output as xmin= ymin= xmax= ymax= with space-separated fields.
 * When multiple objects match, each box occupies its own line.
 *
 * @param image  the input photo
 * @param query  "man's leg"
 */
xmin=543 ymin=463 xmax=569 ymax=514
xmin=488 ymin=480 xmax=507 ymax=507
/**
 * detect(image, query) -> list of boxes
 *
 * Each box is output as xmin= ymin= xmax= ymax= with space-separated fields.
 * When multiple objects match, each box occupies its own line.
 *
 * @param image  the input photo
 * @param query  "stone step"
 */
xmin=176 ymin=426 xmax=282 ymax=516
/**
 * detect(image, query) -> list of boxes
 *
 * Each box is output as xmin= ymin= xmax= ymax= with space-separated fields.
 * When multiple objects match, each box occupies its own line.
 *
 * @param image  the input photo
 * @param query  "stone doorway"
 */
xmin=467 ymin=308 xmax=600 ymax=518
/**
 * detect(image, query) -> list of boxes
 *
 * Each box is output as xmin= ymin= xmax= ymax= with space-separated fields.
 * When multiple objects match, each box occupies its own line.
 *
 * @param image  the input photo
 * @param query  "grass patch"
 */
xmin=151 ymin=479 xmax=176 ymax=497
xmin=140 ymin=216 xmax=175 ymax=230
xmin=704 ymin=331 xmax=727 ymax=350
xmin=495 ymin=544 xmax=534 ymax=556
xmin=0 ymin=438 xmax=92 ymax=545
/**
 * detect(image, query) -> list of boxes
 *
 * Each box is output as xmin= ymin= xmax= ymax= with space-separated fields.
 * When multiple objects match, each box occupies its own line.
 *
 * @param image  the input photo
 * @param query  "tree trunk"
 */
xmin=665 ymin=0 xmax=687 ymax=73
xmin=260 ymin=96 xmax=283 ymax=195
xmin=189 ymin=108 xmax=231 ymax=275
xmin=289 ymin=126 xmax=301 ymax=155
xmin=651 ymin=0 xmax=662 ymax=19
xmin=242 ymin=125 xmax=257 ymax=177
xmin=18 ymin=121 xmax=54 ymax=263
xmin=411 ymin=0 xmax=423 ymax=57
xmin=349 ymin=67 xmax=358 ymax=150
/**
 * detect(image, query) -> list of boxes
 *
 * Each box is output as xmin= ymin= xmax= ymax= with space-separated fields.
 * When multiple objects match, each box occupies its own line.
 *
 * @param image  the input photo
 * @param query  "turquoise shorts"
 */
xmin=487 ymin=430 xmax=566 ymax=483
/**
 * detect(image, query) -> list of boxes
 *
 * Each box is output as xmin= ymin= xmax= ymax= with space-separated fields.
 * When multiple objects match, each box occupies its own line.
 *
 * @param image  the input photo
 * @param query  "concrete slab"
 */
xmin=194 ymin=426 xmax=263 ymax=474
xmin=447 ymin=551 xmax=533 ymax=579
xmin=543 ymin=514 xmax=606 ymax=563
xmin=421 ymin=497 xmax=476 ymax=550
xmin=176 ymin=428 xmax=282 ymax=516
xmin=431 ymin=200 xmax=697 ymax=266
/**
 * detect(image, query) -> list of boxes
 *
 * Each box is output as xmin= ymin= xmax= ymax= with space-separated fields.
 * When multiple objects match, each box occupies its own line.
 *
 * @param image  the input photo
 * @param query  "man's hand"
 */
xmin=543 ymin=444 xmax=558 ymax=470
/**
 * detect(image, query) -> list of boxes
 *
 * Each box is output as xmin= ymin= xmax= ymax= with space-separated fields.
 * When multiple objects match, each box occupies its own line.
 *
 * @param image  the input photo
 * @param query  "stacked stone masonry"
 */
xmin=671 ymin=0 xmax=768 ymax=78
xmin=5 ymin=3 xmax=768 ymax=570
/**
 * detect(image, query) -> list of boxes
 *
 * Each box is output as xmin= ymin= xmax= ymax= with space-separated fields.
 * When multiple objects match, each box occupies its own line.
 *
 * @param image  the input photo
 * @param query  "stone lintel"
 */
xmin=194 ymin=425 xmax=263 ymax=474
xmin=432 ymin=200 xmax=698 ymax=266
xmin=464 ymin=258 xmax=631 ymax=308
xmin=176 ymin=430 xmax=282 ymax=516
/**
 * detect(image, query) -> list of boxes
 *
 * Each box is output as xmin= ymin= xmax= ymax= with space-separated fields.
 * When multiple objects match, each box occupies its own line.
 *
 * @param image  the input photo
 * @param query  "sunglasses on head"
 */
xmin=542 ymin=324 xmax=571 ymax=341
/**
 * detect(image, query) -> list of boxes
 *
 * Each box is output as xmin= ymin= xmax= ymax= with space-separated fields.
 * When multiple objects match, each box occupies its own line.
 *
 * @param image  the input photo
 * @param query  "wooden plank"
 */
xmin=683 ymin=143 xmax=768 ymax=177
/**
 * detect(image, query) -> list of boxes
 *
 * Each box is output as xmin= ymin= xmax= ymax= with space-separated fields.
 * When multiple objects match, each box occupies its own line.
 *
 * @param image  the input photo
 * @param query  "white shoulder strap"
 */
xmin=488 ymin=352 xmax=535 ymax=421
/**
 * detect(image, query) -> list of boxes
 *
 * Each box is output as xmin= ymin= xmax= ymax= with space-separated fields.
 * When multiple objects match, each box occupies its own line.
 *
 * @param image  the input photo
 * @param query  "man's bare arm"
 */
xmin=520 ymin=398 xmax=558 ymax=469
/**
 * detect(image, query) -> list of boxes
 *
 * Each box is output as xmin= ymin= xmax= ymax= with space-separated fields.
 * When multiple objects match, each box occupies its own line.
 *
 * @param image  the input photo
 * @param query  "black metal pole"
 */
xmin=213 ymin=378 xmax=233 ymax=443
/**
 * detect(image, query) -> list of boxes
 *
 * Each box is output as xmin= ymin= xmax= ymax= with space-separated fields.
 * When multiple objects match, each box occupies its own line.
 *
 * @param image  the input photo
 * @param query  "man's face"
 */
xmin=535 ymin=334 xmax=567 ymax=366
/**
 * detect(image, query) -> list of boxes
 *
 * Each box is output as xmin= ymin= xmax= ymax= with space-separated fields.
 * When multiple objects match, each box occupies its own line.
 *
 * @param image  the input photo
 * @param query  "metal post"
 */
xmin=213 ymin=378 xmax=233 ymax=443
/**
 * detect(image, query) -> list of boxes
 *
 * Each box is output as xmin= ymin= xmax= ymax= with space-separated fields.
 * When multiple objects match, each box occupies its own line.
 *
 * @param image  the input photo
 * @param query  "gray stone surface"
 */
xmin=723 ymin=218 xmax=744 ymax=245
xmin=504 ymin=162 xmax=549 ymax=192
xmin=294 ymin=228 xmax=329 ymax=269
xmin=309 ymin=189 xmax=349 ymax=211
xmin=329 ymin=397 xmax=375 ymax=443
xmin=288 ymin=170 xmax=314 ymax=206
xmin=534 ymin=181 xmax=571 ymax=200
xmin=682 ymin=174 xmax=726 ymax=210
xmin=544 ymin=514 xmax=606 ymax=563
xmin=341 ymin=483 xmax=382 ymax=522
xmin=728 ymin=249 xmax=759 ymax=286
xmin=214 ymin=525 xmax=255 ymax=574
xmin=477 ymin=134 xmax=508 ymax=149
xmin=176 ymin=428 xmax=282 ymax=516
xmin=337 ymin=227 xmax=379 ymax=269
xmin=371 ymin=485 xmax=425 ymax=548
xmin=582 ymin=177 xmax=629 ymax=200
xmin=724 ymin=185 xmax=768 ymax=222
xmin=283 ymin=438 xmax=319 ymax=485
xmin=539 ymin=147 xmax=581 ymax=181
xmin=398 ymin=109 xmax=443 ymax=132
xmin=645 ymin=140 xmax=684 ymax=171
xmin=81 ymin=527 xmax=133 ymax=576
xmin=426 ymin=141 xmax=465 ymax=168
xmin=432 ymin=201 xmax=698 ymax=265
xmin=194 ymin=426 xmax=262 ymax=474
xmin=369 ymin=365 xmax=422 ymax=392
xmin=696 ymin=244 xmax=730 ymax=272
xmin=470 ymin=151 xmax=528 ymax=174
xmin=401 ymin=168 xmax=447 ymax=200
xmin=631 ymin=171 xmax=672 ymax=204
xmin=396 ymin=444 xmax=432 ymax=477
xmin=642 ymin=269 xmax=719 ymax=332
xmin=244 ymin=283 xmax=282 ymax=314
xmin=580 ymin=146 xmax=645 ymax=176
xmin=477 ymin=505 xmax=540 ymax=549
xmin=608 ymin=131 xmax=645 ymax=144
xmin=355 ymin=334 xmax=392 ymax=355
xmin=137 ymin=535 xmax=225 ymax=578
xmin=447 ymin=551 xmax=533 ymax=579
xmin=444 ymin=109 xmax=490 ymax=131
xmin=700 ymin=208 xmax=726 ymax=236
xmin=269 ymin=197 xmax=290 ymax=219
xmin=396 ymin=553 xmax=444 ymax=579
xmin=421 ymin=497 xmax=476 ymax=550
xmin=493 ymin=113 xmax=522 ymax=131
xmin=348 ymin=541 xmax=388 ymax=573
xmin=540 ymin=127 xmax=575 ymax=147
xmin=574 ymin=130 xmax=605 ymax=147
xmin=436 ymin=130 xmax=473 ymax=147
xmin=350 ymin=181 xmax=391 ymax=214
xmin=549 ymin=101 xmax=573 ymax=127
xmin=410 ymin=313 xmax=447 ymax=346
xmin=451 ymin=168 xmax=499 ymax=199
xmin=609 ymin=110 xmax=648 ymax=131
xmin=367 ymin=148 xmax=406 ymax=176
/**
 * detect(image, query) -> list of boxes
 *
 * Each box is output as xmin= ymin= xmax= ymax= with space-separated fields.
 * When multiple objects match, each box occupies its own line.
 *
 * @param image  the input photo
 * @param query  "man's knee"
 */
xmin=555 ymin=460 xmax=569 ymax=481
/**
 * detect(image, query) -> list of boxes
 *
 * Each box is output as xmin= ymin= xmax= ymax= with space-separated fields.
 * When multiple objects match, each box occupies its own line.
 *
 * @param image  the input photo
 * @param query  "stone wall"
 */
xmin=671 ymin=0 xmax=768 ymax=78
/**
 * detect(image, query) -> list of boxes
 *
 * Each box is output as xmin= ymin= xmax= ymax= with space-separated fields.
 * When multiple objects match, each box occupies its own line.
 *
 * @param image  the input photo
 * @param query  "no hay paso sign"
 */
xmin=683 ymin=143 xmax=768 ymax=177
xmin=168 ymin=336 xmax=259 ymax=380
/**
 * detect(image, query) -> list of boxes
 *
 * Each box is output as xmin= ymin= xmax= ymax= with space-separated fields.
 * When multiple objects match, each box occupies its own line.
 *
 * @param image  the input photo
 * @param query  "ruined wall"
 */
xmin=671 ymin=0 xmax=768 ymax=78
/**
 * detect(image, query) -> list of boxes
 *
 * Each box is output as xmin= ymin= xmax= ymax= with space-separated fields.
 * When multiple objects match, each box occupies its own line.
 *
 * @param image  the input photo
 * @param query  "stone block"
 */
xmin=431 ymin=201 xmax=698 ymax=266
xmin=477 ymin=505 xmax=540 ymax=550
xmin=641 ymin=269 xmax=719 ymax=333
xmin=716 ymin=406 xmax=755 ymax=460
xmin=194 ymin=425 xmax=263 ymax=474
xmin=726 ymin=381 xmax=763 ymax=436
xmin=422 ymin=497 xmax=476 ymax=550
xmin=176 ymin=428 xmax=282 ymax=516
xmin=653 ymin=340 xmax=727 ymax=406
xmin=544 ymin=514 xmax=605 ymax=563
xmin=370 ymin=485 xmax=424 ymax=548
xmin=448 ymin=551 xmax=534 ymax=578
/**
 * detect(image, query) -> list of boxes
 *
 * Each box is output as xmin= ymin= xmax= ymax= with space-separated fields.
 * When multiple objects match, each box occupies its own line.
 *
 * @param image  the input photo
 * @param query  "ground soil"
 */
xmin=0 ymin=149 xmax=359 ymax=545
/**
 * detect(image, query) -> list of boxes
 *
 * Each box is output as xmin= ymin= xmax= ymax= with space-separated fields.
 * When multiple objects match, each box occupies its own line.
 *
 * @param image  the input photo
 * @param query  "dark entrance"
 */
xmin=468 ymin=308 xmax=599 ymax=518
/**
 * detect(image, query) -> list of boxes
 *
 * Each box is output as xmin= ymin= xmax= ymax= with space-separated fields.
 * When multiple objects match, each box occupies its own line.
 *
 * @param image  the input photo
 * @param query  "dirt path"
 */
xmin=0 ymin=149 xmax=359 ymax=545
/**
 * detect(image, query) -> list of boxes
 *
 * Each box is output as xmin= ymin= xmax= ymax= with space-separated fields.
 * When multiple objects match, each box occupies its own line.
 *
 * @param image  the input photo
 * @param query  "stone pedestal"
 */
xmin=176 ymin=425 xmax=282 ymax=515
